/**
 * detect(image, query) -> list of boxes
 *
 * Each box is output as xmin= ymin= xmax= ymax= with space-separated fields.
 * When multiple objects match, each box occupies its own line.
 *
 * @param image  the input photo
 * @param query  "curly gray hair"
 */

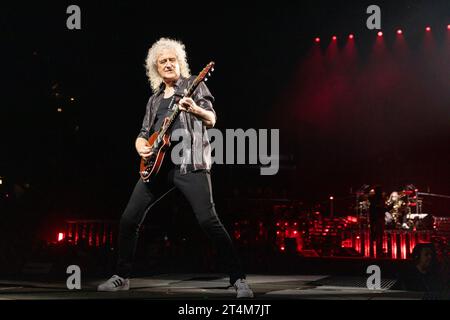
xmin=145 ymin=37 xmax=191 ymax=92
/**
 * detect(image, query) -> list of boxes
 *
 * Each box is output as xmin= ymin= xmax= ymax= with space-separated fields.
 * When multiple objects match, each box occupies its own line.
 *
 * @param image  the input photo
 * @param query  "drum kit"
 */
xmin=385 ymin=190 xmax=415 ymax=229
xmin=355 ymin=184 xmax=425 ymax=230
xmin=232 ymin=184 xmax=432 ymax=252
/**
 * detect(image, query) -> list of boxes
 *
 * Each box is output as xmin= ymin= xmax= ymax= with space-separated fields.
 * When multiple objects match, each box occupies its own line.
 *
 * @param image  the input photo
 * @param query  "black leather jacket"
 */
xmin=137 ymin=76 xmax=216 ymax=174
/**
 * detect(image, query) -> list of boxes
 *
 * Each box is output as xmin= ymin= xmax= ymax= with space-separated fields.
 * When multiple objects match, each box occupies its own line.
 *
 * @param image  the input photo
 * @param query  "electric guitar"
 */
xmin=139 ymin=61 xmax=215 ymax=182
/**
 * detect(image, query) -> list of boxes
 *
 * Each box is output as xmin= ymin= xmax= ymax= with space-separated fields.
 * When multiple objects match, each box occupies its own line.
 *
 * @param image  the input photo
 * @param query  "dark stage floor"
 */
xmin=0 ymin=274 xmax=424 ymax=300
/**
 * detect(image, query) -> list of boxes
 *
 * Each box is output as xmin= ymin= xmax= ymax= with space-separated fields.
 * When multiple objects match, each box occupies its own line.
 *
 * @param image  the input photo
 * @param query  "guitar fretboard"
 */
xmin=153 ymin=79 xmax=200 ymax=148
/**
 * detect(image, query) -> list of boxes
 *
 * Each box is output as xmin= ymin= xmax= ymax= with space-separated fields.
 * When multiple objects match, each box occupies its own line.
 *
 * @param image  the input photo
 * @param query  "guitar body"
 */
xmin=139 ymin=123 xmax=171 ymax=183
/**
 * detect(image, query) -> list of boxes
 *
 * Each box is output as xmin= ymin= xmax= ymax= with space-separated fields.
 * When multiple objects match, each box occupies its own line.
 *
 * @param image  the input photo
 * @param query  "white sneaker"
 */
xmin=97 ymin=275 xmax=130 ymax=292
xmin=233 ymin=278 xmax=254 ymax=298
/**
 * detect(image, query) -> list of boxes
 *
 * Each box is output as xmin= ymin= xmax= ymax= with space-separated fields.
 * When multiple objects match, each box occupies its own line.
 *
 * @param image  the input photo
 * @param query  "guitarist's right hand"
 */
xmin=138 ymin=146 xmax=153 ymax=159
xmin=136 ymin=138 xmax=154 ymax=159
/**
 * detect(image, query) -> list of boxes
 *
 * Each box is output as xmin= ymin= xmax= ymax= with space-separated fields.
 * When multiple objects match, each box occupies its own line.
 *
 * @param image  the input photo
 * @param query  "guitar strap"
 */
xmin=163 ymin=81 xmax=187 ymax=118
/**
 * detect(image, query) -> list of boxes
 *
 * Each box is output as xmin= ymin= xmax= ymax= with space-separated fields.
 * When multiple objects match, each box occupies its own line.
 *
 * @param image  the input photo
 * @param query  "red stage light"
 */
xmin=293 ymin=231 xmax=298 ymax=235
xmin=329 ymin=196 xmax=334 ymax=200
xmin=348 ymin=34 xmax=354 ymax=40
xmin=397 ymin=29 xmax=403 ymax=35
xmin=332 ymin=36 xmax=337 ymax=41
xmin=315 ymin=37 xmax=320 ymax=43
xmin=284 ymin=222 xmax=289 ymax=226
xmin=347 ymin=216 xmax=358 ymax=223
xmin=447 ymin=25 xmax=450 ymax=30
xmin=377 ymin=31 xmax=383 ymax=37
xmin=426 ymin=26 xmax=431 ymax=32
xmin=280 ymin=246 xmax=285 ymax=251
xmin=57 ymin=232 xmax=65 ymax=242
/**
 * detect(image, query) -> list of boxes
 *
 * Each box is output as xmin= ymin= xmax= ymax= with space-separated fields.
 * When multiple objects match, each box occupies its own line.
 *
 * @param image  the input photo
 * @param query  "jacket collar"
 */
xmin=156 ymin=77 xmax=186 ymax=96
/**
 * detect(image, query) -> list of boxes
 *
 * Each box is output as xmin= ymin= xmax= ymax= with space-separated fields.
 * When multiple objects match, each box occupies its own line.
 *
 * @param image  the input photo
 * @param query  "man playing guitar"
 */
xmin=97 ymin=38 xmax=253 ymax=298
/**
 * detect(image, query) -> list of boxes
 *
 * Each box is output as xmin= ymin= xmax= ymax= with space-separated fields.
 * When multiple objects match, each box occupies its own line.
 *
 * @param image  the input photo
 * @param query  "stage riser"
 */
xmin=348 ymin=230 xmax=433 ymax=259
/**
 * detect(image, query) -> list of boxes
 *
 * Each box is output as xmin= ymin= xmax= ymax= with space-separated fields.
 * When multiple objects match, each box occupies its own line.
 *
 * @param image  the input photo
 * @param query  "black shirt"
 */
xmin=151 ymin=96 xmax=182 ymax=134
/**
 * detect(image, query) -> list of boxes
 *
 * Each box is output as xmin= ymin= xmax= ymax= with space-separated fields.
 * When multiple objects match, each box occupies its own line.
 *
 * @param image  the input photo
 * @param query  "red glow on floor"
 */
xmin=96 ymin=233 xmax=100 ymax=247
xmin=102 ymin=227 xmax=107 ymax=246
xmin=391 ymin=237 xmax=398 ymax=259
xmin=75 ymin=228 xmax=79 ymax=244
xmin=400 ymin=233 xmax=407 ymax=259
xmin=409 ymin=234 xmax=416 ymax=254
xmin=355 ymin=235 xmax=361 ymax=253
xmin=364 ymin=233 xmax=370 ymax=257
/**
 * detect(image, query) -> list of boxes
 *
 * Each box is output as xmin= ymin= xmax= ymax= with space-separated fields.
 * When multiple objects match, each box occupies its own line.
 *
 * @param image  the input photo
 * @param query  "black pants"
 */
xmin=116 ymin=162 xmax=245 ymax=285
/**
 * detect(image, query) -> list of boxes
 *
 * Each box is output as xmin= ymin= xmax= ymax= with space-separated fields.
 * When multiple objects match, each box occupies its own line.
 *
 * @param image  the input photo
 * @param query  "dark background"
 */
xmin=1 ymin=0 xmax=449 ymax=232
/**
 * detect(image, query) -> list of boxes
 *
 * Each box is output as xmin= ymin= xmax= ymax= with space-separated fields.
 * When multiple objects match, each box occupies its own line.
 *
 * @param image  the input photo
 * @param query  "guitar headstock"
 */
xmin=193 ymin=61 xmax=215 ymax=84
xmin=184 ymin=61 xmax=215 ymax=97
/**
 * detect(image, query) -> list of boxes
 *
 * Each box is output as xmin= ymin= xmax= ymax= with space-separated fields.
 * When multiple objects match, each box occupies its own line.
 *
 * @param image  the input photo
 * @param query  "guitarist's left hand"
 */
xmin=179 ymin=97 xmax=199 ymax=114
xmin=179 ymin=96 xmax=216 ymax=128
